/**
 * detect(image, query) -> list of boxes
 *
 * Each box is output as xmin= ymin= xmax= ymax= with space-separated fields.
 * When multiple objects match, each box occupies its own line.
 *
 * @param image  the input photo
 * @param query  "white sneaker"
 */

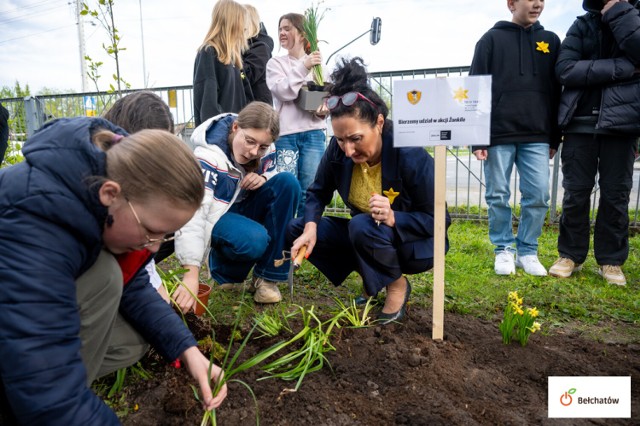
xmin=495 ymin=250 xmax=515 ymax=275
xmin=515 ymin=255 xmax=547 ymax=276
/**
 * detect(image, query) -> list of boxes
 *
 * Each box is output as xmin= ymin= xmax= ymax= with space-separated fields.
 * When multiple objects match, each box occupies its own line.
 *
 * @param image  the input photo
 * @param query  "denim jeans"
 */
xmin=275 ymin=129 xmax=326 ymax=216
xmin=483 ymin=143 xmax=550 ymax=256
xmin=208 ymin=173 xmax=300 ymax=283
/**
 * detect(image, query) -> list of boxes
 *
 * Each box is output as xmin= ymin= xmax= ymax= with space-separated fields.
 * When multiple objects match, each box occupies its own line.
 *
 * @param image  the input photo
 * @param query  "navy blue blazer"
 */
xmin=304 ymin=121 xmax=451 ymax=259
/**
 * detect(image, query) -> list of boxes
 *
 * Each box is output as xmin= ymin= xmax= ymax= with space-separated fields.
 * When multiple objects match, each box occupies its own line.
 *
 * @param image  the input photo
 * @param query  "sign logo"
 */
xmin=560 ymin=388 xmax=576 ymax=406
xmin=548 ymin=377 xmax=630 ymax=418
xmin=407 ymin=90 xmax=421 ymax=105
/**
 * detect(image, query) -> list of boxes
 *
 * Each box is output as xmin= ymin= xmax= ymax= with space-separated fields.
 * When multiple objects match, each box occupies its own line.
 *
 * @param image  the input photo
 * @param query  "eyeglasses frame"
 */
xmin=127 ymin=199 xmax=180 ymax=248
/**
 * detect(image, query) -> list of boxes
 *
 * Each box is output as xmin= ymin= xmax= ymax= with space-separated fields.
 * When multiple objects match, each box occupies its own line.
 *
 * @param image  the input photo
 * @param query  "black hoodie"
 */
xmin=470 ymin=21 xmax=562 ymax=149
xmin=242 ymin=24 xmax=275 ymax=105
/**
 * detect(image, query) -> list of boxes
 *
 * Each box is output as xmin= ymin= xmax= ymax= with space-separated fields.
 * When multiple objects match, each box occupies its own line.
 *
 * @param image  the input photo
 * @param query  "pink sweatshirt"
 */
xmin=266 ymin=54 xmax=326 ymax=137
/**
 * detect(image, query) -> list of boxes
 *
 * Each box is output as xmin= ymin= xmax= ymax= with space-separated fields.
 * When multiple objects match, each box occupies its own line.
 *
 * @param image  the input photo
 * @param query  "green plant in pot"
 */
xmin=296 ymin=1 xmax=331 ymax=111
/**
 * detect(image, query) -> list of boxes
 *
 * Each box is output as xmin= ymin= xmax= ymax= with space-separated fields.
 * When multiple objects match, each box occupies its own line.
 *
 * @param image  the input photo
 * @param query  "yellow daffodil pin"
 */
xmin=536 ymin=41 xmax=550 ymax=54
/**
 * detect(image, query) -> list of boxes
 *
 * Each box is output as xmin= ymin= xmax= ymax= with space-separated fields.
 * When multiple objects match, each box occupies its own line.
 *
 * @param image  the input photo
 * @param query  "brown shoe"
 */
xmin=548 ymin=257 xmax=582 ymax=278
xmin=216 ymin=283 xmax=237 ymax=291
xmin=598 ymin=265 xmax=626 ymax=286
xmin=252 ymin=278 xmax=282 ymax=304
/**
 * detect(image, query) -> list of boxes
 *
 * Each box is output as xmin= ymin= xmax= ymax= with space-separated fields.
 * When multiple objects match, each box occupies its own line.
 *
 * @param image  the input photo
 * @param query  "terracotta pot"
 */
xmin=194 ymin=283 xmax=212 ymax=316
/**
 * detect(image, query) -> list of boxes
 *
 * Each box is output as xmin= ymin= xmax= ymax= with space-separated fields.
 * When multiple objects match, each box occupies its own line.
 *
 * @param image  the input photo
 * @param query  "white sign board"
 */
xmin=392 ymin=75 xmax=492 ymax=147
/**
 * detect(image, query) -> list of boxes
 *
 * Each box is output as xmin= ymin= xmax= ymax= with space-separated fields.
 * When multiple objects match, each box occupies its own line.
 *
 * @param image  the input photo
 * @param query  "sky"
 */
xmin=0 ymin=0 xmax=585 ymax=95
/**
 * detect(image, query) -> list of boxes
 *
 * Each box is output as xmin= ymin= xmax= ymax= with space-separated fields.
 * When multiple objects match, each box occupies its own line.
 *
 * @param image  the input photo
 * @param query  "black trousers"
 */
xmin=558 ymin=133 xmax=636 ymax=265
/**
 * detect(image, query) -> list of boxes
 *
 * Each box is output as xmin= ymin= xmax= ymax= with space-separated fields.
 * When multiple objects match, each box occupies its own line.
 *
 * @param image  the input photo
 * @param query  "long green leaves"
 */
xmin=302 ymin=2 xmax=328 ymax=86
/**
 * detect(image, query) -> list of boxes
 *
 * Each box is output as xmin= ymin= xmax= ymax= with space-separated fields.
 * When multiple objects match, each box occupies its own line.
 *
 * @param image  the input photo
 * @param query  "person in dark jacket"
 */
xmin=0 ymin=118 xmax=227 ymax=424
xmin=287 ymin=57 xmax=451 ymax=325
xmin=242 ymin=5 xmax=274 ymax=105
xmin=470 ymin=0 xmax=561 ymax=277
xmin=193 ymin=0 xmax=249 ymax=126
xmin=0 ymin=102 xmax=9 ymax=164
xmin=103 ymin=90 xmax=178 ymax=301
xmin=549 ymin=0 xmax=640 ymax=286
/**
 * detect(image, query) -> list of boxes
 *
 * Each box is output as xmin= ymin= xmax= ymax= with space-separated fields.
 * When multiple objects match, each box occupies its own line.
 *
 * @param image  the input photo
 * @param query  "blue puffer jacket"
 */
xmin=556 ymin=1 xmax=640 ymax=134
xmin=0 ymin=117 xmax=197 ymax=425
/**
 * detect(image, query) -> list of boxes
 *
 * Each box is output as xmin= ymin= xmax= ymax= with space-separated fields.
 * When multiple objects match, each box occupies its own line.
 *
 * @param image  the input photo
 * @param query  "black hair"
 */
xmin=328 ymin=57 xmax=389 ymax=126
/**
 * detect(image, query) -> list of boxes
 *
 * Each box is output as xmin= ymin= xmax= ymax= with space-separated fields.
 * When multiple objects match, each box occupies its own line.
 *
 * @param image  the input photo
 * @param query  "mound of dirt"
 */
xmin=121 ymin=309 xmax=639 ymax=425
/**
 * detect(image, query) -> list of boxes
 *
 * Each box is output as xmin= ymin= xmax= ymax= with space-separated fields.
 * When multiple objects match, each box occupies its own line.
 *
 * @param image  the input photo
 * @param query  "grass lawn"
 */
xmin=190 ymin=219 xmax=639 ymax=344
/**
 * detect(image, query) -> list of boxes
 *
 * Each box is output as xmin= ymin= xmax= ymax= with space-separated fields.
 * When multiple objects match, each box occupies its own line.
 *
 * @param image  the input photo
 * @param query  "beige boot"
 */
xmin=251 ymin=278 xmax=282 ymax=304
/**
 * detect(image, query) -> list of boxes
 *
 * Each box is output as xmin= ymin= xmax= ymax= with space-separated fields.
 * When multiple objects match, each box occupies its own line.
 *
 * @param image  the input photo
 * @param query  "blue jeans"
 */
xmin=275 ymin=129 xmax=326 ymax=216
xmin=483 ymin=143 xmax=550 ymax=256
xmin=208 ymin=173 xmax=300 ymax=283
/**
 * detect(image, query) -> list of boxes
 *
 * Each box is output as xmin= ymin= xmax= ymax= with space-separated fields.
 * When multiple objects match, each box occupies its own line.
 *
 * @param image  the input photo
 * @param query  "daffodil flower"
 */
xmin=500 ymin=291 xmax=542 ymax=347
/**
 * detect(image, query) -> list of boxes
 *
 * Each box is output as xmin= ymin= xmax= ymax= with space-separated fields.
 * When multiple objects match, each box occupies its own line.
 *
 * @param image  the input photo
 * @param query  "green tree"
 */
xmin=81 ymin=0 xmax=130 ymax=95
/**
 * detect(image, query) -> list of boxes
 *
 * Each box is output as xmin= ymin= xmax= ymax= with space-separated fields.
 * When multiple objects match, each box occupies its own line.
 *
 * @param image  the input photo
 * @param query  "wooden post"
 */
xmin=432 ymin=145 xmax=446 ymax=340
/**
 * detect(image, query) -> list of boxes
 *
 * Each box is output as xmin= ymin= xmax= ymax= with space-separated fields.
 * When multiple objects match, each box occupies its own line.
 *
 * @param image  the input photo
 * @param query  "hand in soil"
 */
xmin=180 ymin=346 xmax=227 ymax=410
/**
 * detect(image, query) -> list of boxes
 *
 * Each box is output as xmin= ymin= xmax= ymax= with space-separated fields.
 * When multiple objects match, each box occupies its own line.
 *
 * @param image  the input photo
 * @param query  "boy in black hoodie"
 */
xmin=470 ymin=0 xmax=561 ymax=277
xmin=549 ymin=0 xmax=640 ymax=286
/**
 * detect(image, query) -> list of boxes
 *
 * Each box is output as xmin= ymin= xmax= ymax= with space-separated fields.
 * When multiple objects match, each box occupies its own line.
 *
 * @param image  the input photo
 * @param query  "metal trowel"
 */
xmin=287 ymin=245 xmax=307 ymax=299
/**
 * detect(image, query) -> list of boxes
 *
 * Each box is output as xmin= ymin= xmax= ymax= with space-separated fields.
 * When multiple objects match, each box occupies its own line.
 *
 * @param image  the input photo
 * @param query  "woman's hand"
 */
xmin=180 ymin=346 xmax=227 ymax=410
xmin=292 ymin=222 xmax=317 ymax=259
xmin=173 ymin=265 xmax=199 ymax=313
xmin=304 ymin=51 xmax=323 ymax=70
xmin=369 ymin=193 xmax=395 ymax=227
xmin=240 ymin=172 xmax=266 ymax=191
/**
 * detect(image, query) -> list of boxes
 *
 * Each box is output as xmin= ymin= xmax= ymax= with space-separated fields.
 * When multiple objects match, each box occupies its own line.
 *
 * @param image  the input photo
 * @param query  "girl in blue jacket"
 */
xmin=0 ymin=118 xmax=227 ymax=424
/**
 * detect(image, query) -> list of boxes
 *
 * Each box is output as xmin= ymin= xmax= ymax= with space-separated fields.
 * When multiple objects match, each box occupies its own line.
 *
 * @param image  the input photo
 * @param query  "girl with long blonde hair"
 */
xmin=194 ymin=0 xmax=249 ymax=126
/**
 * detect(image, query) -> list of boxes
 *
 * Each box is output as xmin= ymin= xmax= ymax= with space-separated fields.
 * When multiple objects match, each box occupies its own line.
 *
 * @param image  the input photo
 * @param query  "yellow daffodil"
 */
xmin=501 ymin=291 xmax=543 ymax=346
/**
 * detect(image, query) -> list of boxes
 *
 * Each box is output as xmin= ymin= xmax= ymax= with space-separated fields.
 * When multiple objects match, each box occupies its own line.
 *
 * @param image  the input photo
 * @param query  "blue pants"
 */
xmin=208 ymin=173 xmax=300 ymax=283
xmin=483 ymin=142 xmax=550 ymax=256
xmin=275 ymin=129 xmax=326 ymax=216
xmin=287 ymin=214 xmax=434 ymax=297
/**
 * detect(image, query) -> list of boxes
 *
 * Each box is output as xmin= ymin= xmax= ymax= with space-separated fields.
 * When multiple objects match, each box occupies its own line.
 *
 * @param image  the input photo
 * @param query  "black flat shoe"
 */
xmin=354 ymin=295 xmax=379 ymax=306
xmin=377 ymin=278 xmax=411 ymax=325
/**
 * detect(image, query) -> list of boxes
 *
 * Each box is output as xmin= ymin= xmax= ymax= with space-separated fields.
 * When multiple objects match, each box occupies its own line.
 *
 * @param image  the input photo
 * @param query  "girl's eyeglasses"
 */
xmin=127 ymin=199 xmax=181 ymax=249
xmin=239 ymin=129 xmax=271 ymax=155
xmin=325 ymin=91 xmax=377 ymax=110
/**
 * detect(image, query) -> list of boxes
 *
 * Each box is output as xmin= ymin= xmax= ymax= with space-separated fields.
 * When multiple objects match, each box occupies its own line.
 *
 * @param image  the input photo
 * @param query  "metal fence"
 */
xmin=2 ymin=66 xmax=639 ymax=227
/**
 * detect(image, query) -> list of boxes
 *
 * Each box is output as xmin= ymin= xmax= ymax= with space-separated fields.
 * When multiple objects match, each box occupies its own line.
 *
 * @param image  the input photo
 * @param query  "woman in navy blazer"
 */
xmin=287 ymin=57 xmax=451 ymax=324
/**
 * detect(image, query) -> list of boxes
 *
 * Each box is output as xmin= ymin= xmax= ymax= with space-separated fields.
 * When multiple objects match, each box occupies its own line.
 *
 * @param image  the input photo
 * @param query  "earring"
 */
xmin=106 ymin=214 xmax=114 ymax=227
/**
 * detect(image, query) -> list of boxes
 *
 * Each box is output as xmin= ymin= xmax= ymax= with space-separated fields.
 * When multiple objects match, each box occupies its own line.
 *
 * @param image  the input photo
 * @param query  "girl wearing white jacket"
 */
xmin=174 ymin=102 xmax=300 ymax=308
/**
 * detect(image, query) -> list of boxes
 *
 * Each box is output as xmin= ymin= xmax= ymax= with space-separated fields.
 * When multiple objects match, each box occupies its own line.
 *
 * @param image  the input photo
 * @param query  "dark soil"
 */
xmin=120 ymin=308 xmax=639 ymax=425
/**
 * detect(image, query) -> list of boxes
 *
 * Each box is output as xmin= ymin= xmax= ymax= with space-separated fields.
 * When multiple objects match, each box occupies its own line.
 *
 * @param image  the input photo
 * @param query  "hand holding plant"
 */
xmin=180 ymin=346 xmax=228 ymax=411
xmin=499 ymin=291 xmax=541 ymax=347
xmin=303 ymin=1 xmax=328 ymax=87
